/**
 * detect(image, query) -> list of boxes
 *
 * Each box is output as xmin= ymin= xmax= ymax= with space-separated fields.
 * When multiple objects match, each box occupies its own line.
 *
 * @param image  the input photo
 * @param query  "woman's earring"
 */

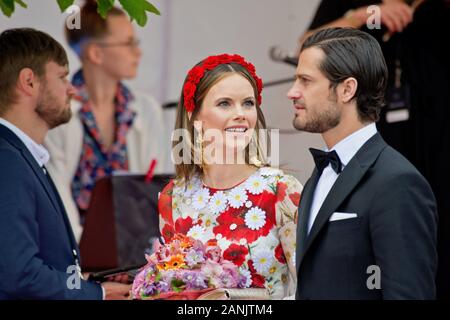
xmin=249 ymin=137 xmax=262 ymax=167
xmin=194 ymin=128 xmax=204 ymax=169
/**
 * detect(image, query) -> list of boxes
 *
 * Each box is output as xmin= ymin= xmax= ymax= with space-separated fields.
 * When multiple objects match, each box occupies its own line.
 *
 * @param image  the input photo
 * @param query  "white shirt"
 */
xmin=0 ymin=118 xmax=49 ymax=170
xmin=307 ymin=123 xmax=378 ymax=234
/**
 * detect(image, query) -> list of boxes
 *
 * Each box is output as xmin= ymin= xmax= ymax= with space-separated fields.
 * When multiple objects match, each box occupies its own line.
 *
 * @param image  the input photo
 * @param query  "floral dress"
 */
xmin=158 ymin=167 xmax=302 ymax=299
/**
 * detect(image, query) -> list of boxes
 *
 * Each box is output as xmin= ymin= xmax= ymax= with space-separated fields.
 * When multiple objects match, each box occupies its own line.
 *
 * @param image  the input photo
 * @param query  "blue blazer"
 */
xmin=0 ymin=124 xmax=102 ymax=299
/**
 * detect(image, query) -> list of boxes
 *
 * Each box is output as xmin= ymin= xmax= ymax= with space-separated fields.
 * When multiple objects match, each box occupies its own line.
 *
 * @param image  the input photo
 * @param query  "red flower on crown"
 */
xmin=182 ymin=54 xmax=263 ymax=112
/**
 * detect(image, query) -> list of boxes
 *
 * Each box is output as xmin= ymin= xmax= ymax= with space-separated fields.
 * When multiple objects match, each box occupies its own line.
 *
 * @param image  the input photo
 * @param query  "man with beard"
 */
xmin=288 ymin=28 xmax=438 ymax=299
xmin=0 ymin=28 xmax=130 ymax=299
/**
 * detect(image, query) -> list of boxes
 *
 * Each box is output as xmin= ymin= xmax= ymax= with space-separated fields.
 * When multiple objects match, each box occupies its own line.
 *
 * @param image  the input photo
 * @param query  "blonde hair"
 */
xmin=173 ymin=61 xmax=270 ymax=183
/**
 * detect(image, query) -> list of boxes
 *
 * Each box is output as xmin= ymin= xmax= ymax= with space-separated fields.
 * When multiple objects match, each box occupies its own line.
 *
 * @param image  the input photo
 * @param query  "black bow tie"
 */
xmin=309 ymin=148 xmax=343 ymax=174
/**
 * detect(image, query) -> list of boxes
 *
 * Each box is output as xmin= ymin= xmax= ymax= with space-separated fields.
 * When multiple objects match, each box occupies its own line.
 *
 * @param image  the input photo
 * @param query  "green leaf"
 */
xmin=170 ymin=279 xmax=184 ymax=292
xmin=119 ymin=0 xmax=160 ymax=27
xmin=144 ymin=1 xmax=160 ymax=16
xmin=0 ymin=0 xmax=15 ymax=17
xmin=97 ymin=0 xmax=114 ymax=19
xmin=14 ymin=0 xmax=27 ymax=8
xmin=57 ymin=0 xmax=75 ymax=12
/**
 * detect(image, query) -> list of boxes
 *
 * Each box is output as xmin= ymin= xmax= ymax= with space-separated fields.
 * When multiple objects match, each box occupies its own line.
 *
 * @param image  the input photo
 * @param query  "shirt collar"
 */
xmin=328 ymin=123 xmax=377 ymax=168
xmin=0 ymin=118 xmax=50 ymax=167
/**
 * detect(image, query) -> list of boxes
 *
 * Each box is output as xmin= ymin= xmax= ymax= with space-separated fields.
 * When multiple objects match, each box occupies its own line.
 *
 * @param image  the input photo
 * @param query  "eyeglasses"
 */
xmin=95 ymin=38 xmax=141 ymax=48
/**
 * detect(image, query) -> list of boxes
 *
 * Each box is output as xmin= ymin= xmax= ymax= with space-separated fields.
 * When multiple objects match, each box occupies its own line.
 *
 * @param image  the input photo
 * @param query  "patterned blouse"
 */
xmin=70 ymin=70 xmax=136 ymax=212
xmin=158 ymin=167 xmax=302 ymax=298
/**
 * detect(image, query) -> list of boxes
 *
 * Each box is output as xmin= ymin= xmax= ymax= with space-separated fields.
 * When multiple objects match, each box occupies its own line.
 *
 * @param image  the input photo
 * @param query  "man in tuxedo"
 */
xmin=288 ymin=28 xmax=438 ymax=299
xmin=0 ymin=28 xmax=130 ymax=299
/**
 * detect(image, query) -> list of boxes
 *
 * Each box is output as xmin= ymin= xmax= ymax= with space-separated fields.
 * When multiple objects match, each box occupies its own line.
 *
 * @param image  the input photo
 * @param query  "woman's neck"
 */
xmin=82 ymin=66 xmax=118 ymax=110
xmin=201 ymin=164 xmax=258 ymax=189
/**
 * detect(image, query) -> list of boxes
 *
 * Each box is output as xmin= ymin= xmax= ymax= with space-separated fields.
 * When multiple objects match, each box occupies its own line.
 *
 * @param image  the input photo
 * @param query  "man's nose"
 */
xmin=67 ymin=83 xmax=77 ymax=97
xmin=287 ymin=80 xmax=301 ymax=100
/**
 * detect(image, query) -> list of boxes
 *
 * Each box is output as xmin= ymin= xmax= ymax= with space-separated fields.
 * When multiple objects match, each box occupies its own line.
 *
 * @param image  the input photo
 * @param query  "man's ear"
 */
xmin=17 ymin=68 xmax=39 ymax=97
xmin=338 ymin=77 xmax=358 ymax=103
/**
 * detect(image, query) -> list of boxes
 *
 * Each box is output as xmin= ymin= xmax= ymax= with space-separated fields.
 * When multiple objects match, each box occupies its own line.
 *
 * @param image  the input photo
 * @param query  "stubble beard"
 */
xmin=293 ymin=92 xmax=341 ymax=133
xmin=35 ymin=85 xmax=72 ymax=129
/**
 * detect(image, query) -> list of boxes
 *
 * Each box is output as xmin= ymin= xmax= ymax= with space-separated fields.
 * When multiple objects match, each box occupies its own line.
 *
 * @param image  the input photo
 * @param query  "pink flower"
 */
xmin=201 ymin=260 xmax=224 ymax=287
xmin=205 ymin=245 xmax=222 ymax=263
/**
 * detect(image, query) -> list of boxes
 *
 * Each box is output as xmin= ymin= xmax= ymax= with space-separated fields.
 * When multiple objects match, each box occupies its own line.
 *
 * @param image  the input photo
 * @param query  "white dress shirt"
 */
xmin=307 ymin=123 xmax=378 ymax=234
xmin=0 ymin=118 xmax=49 ymax=170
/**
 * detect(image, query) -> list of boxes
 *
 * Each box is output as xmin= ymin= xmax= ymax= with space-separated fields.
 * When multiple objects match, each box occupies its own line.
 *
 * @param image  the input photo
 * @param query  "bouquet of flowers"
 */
xmin=130 ymin=234 xmax=249 ymax=300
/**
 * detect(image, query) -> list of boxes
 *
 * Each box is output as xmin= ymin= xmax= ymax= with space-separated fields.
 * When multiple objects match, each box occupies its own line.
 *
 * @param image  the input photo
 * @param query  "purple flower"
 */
xmin=182 ymin=270 xmax=208 ymax=290
xmin=185 ymin=248 xmax=206 ymax=267
xmin=142 ymin=282 xmax=157 ymax=296
xmin=156 ymin=281 xmax=170 ymax=293
xmin=237 ymin=274 xmax=249 ymax=288
xmin=160 ymin=270 xmax=175 ymax=283
xmin=219 ymin=271 xmax=238 ymax=288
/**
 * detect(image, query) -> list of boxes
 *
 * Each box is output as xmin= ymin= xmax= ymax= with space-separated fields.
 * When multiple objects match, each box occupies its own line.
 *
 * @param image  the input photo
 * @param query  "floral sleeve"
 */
xmin=158 ymin=180 xmax=175 ymax=243
xmin=275 ymin=173 xmax=302 ymax=296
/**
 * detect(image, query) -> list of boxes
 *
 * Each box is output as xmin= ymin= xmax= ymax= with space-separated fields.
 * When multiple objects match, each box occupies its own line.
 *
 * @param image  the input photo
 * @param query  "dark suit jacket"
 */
xmin=295 ymin=133 xmax=438 ymax=299
xmin=0 ymin=124 xmax=102 ymax=299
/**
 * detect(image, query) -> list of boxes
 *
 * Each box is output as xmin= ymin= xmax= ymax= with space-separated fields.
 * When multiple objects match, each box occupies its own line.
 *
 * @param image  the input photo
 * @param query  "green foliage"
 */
xmin=97 ymin=0 xmax=114 ymax=19
xmin=0 ymin=0 xmax=27 ymax=17
xmin=119 ymin=0 xmax=160 ymax=26
xmin=0 ymin=0 xmax=159 ymax=26
xmin=56 ymin=0 xmax=74 ymax=12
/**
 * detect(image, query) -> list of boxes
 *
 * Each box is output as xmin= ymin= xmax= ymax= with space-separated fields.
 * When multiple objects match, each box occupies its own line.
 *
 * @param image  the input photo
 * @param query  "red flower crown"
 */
xmin=182 ymin=54 xmax=263 ymax=112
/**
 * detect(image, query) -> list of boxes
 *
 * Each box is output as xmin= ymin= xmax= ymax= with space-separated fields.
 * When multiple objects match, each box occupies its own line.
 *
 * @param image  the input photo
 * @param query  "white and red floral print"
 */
xmin=158 ymin=167 xmax=302 ymax=298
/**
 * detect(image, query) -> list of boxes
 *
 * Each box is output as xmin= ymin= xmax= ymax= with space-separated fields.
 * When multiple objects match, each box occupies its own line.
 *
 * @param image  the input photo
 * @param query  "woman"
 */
xmin=158 ymin=54 xmax=302 ymax=299
xmin=45 ymin=1 xmax=171 ymax=241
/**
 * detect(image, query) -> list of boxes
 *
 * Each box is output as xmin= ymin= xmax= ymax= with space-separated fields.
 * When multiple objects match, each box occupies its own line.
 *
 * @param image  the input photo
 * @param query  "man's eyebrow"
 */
xmin=296 ymin=73 xmax=313 ymax=80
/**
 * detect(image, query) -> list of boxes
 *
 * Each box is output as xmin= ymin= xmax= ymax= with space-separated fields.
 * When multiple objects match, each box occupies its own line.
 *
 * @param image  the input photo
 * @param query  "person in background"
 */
xmin=0 ymin=28 xmax=130 ymax=300
xmin=45 ymin=0 xmax=172 ymax=242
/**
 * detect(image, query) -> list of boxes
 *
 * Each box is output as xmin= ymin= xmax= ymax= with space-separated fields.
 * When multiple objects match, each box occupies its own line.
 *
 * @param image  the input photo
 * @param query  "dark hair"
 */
xmin=65 ymin=0 xmax=125 ymax=56
xmin=0 ymin=28 xmax=68 ymax=115
xmin=301 ymin=27 xmax=388 ymax=122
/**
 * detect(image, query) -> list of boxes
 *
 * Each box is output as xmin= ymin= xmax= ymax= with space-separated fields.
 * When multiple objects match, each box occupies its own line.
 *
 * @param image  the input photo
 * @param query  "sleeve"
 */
xmin=45 ymin=126 xmax=83 ymax=243
xmin=0 ymin=151 xmax=102 ymax=299
xmin=158 ymin=180 xmax=176 ymax=243
xmin=308 ymin=0 xmax=353 ymax=30
xmin=275 ymin=174 xmax=303 ymax=297
xmin=369 ymin=171 xmax=438 ymax=299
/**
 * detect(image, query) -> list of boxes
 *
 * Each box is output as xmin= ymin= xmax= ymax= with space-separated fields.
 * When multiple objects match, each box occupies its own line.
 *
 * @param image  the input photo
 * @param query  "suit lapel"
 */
xmin=0 ymin=125 xmax=60 ymax=214
xmin=297 ymin=133 xmax=387 ymax=269
xmin=295 ymin=169 xmax=320 ymax=268
xmin=0 ymin=125 xmax=78 ymax=252
xmin=21 ymin=149 xmax=64 ymax=217
xmin=44 ymin=168 xmax=79 ymax=253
